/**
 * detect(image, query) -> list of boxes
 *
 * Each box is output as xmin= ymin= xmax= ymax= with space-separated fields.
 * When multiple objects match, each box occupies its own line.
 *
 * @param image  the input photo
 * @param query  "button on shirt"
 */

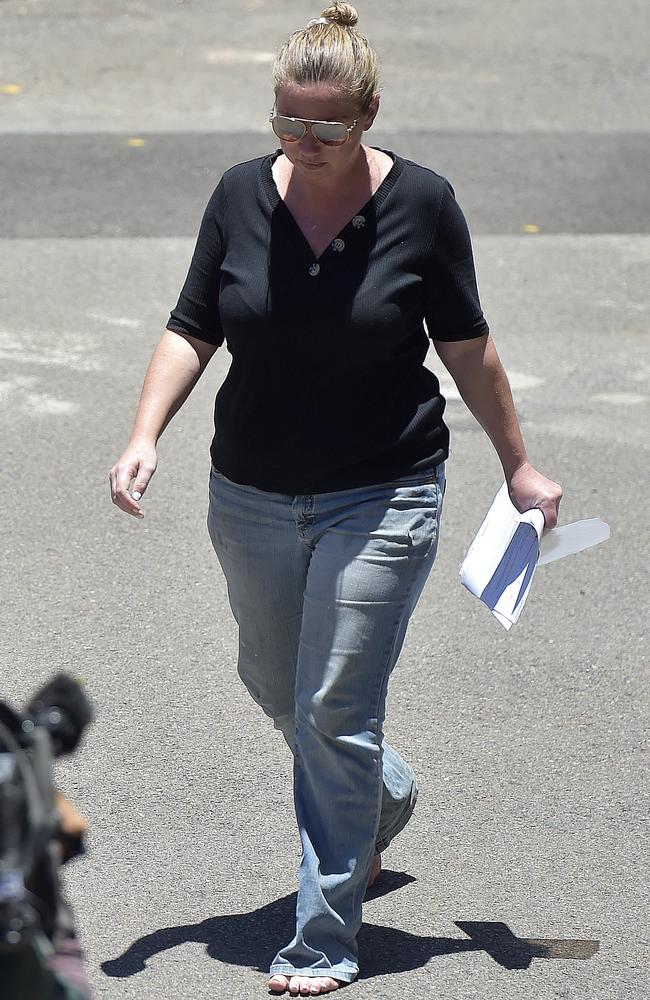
xmin=167 ymin=149 xmax=489 ymax=494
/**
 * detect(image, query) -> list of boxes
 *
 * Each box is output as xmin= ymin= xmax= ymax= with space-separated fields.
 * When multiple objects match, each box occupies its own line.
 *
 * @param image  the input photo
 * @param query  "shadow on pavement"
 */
xmin=359 ymin=918 xmax=599 ymax=978
xmin=101 ymin=869 xmax=599 ymax=982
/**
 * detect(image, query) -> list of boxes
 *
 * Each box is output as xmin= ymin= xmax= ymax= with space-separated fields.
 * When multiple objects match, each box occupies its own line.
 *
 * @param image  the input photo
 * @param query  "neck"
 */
xmin=282 ymin=145 xmax=375 ymax=204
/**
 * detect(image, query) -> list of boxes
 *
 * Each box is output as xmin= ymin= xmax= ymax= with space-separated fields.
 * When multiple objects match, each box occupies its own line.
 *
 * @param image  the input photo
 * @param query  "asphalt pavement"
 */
xmin=1 ymin=2 xmax=648 ymax=999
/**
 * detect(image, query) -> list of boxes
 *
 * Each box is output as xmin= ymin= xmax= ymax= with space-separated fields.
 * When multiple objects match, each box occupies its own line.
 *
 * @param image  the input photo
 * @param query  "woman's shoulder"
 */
xmin=201 ymin=153 xmax=272 ymax=219
xmin=384 ymin=151 xmax=455 ymax=210
xmin=221 ymin=153 xmax=270 ymax=184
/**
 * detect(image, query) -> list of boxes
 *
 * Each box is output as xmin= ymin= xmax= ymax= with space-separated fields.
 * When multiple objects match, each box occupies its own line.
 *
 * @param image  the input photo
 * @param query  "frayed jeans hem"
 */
xmin=269 ymin=965 xmax=358 ymax=984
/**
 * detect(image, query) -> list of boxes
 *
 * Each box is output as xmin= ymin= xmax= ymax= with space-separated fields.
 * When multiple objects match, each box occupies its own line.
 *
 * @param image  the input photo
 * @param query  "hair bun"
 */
xmin=320 ymin=2 xmax=359 ymax=27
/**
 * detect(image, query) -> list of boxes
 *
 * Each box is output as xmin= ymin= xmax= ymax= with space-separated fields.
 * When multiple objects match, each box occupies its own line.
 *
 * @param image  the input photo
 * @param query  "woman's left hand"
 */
xmin=507 ymin=462 xmax=563 ymax=531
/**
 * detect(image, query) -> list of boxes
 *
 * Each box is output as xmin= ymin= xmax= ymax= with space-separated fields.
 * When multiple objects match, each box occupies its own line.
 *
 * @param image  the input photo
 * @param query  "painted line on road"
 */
xmin=88 ymin=312 xmax=141 ymax=329
xmin=0 ymin=376 xmax=79 ymax=416
xmin=203 ymin=48 xmax=275 ymax=64
xmin=593 ymin=391 xmax=648 ymax=405
xmin=23 ymin=391 xmax=79 ymax=415
xmin=0 ymin=345 xmax=101 ymax=372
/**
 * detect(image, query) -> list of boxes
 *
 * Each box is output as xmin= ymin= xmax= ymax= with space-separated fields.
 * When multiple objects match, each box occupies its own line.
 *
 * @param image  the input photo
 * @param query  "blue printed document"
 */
xmin=460 ymin=483 xmax=610 ymax=629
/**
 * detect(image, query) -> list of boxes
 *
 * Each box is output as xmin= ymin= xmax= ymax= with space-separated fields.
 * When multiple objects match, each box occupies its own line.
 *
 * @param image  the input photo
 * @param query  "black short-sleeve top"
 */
xmin=167 ymin=149 xmax=489 ymax=494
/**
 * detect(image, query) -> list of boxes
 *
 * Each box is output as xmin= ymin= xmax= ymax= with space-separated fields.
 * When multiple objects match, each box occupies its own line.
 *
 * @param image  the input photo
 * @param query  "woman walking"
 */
xmin=110 ymin=3 xmax=562 ymax=993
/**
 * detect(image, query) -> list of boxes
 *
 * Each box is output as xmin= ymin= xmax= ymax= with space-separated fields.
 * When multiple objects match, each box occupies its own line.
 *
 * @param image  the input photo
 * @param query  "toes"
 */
xmin=273 ymin=974 xmax=340 ymax=995
xmin=322 ymin=978 xmax=340 ymax=992
xmin=310 ymin=979 xmax=340 ymax=994
xmin=286 ymin=976 xmax=338 ymax=995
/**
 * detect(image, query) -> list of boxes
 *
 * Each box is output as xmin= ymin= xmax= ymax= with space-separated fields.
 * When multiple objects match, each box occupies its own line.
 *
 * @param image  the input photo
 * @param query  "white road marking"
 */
xmin=0 ymin=346 xmax=100 ymax=372
xmin=23 ymin=392 xmax=79 ymax=415
xmin=0 ymin=375 xmax=36 ymax=398
xmin=0 ymin=377 xmax=78 ymax=415
xmin=203 ymin=48 xmax=275 ymax=64
xmin=508 ymin=373 xmax=546 ymax=391
xmin=593 ymin=391 xmax=648 ymax=405
xmin=87 ymin=312 xmax=141 ymax=328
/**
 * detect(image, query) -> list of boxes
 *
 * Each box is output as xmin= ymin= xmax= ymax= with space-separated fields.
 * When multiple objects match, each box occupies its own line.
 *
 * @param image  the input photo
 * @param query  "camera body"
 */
xmin=0 ymin=709 xmax=63 ymax=950
xmin=0 ymin=675 xmax=92 ymax=998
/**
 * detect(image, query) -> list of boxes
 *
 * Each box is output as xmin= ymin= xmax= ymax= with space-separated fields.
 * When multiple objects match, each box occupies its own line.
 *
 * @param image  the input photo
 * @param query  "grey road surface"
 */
xmin=1 ymin=2 xmax=648 ymax=999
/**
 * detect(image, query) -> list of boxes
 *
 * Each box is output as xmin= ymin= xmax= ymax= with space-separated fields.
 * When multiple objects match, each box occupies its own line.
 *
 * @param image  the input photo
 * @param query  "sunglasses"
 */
xmin=269 ymin=112 xmax=358 ymax=147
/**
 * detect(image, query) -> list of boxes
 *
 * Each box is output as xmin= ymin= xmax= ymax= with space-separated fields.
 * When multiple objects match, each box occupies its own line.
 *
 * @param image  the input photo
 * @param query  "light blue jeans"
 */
xmin=207 ymin=464 xmax=445 ymax=983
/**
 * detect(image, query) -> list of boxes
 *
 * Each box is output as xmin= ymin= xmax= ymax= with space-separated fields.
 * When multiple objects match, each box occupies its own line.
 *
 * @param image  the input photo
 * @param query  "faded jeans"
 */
xmin=207 ymin=464 xmax=445 ymax=983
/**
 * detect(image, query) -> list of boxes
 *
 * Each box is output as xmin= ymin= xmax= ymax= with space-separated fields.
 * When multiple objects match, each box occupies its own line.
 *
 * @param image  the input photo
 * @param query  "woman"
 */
xmin=110 ymin=3 xmax=562 ymax=994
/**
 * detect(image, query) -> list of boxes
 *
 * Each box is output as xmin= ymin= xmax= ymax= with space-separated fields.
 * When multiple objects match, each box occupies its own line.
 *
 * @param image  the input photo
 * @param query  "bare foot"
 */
xmin=268 ymin=973 xmax=341 ymax=994
xmin=268 ymin=853 xmax=380 ymax=993
xmin=367 ymin=850 xmax=381 ymax=889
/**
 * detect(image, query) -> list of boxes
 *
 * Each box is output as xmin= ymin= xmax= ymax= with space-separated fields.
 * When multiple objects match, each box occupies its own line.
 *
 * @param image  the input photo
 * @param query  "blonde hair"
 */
xmin=273 ymin=3 xmax=381 ymax=111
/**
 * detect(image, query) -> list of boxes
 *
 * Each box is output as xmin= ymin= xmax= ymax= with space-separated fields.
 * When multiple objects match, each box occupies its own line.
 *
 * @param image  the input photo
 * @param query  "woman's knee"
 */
xmin=295 ymin=689 xmax=375 ymax=743
xmin=236 ymin=652 xmax=295 ymax=731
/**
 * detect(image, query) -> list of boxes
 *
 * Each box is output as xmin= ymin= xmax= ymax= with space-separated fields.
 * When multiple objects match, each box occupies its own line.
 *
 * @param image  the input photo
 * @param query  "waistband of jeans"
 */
xmin=210 ymin=463 xmax=444 ymax=494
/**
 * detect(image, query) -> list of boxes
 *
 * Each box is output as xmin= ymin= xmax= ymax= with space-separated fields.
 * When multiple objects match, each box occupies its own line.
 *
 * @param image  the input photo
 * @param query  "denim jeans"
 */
xmin=207 ymin=464 xmax=445 ymax=983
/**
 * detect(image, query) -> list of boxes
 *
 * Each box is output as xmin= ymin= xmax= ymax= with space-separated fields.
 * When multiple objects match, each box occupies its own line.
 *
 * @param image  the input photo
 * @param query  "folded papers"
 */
xmin=459 ymin=483 xmax=610 ymax=629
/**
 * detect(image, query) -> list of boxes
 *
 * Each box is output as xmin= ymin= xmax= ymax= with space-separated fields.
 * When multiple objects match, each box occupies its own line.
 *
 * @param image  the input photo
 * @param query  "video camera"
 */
xmin=0 ymin=673 xmax=93 ymax=999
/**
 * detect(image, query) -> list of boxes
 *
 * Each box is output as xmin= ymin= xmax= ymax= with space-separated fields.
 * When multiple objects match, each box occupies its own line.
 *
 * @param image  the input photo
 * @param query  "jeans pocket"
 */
xmin=404 ymin=484 xmax=441 ymax=557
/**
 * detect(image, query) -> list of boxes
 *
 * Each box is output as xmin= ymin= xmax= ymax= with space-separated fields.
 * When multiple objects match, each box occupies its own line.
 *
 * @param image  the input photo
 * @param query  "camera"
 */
xmin=0 ymin=674 xmax=93 ymax=999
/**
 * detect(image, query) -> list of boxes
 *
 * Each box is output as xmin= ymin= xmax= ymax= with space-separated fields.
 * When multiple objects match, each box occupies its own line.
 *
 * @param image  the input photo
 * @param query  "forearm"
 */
xmin=435 ymin=333 xmax=562 ymax=525
xmin=129 ymin=330 xmax=216 ymax=444
xmin=443 ymin=335 xmax=529 ymax=482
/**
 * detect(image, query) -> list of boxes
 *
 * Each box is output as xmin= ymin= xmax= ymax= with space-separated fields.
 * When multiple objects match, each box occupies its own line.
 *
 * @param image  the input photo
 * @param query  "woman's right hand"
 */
xmin=109 ymin=438 xmax=158 ymax=519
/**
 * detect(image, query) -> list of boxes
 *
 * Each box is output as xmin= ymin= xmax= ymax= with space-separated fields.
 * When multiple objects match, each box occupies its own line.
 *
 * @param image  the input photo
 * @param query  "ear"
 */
xmin=362 ymin=93 xmax=380 ymax=131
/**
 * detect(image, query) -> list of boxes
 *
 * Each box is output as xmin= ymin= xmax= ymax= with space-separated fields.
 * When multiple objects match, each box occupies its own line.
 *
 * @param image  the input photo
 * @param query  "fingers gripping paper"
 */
xmin=459 ymin=483 xmax=610 ymax=629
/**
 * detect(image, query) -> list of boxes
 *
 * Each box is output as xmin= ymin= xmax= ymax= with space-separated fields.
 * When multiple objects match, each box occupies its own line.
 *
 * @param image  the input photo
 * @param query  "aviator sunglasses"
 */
xmin=270 ymin=111 xmax=358 ymax=147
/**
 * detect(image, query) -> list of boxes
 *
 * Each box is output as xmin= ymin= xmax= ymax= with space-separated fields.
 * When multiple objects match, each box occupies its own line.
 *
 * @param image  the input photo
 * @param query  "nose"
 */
xmin=299 ymin=128 xmax=321 ymax=154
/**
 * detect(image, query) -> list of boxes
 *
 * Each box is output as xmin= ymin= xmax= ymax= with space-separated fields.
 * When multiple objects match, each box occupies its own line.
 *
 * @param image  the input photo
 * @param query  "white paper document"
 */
xmin=538 ymin=518 xmax=611 ymax=565
xmin=460 ymin=483 xmax=610 ymax=630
